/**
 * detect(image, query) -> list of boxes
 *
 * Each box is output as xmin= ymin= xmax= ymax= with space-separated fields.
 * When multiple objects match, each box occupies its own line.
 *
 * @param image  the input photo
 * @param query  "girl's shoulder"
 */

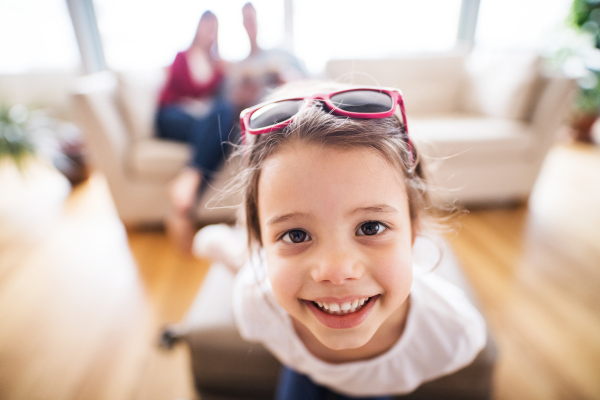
xmin=397 ymin=270 xmax=487 ymax=372
xmin=232 ymin=255 xmax=289 ymax=339
xmin=407 ymin=269 xmax=487 ymax=351
xmin=412 ymin=268 xmax=484 ymax=322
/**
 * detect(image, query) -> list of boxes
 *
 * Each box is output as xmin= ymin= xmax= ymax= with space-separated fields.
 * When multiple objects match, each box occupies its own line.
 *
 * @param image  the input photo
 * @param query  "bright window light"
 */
xmin=475 ymin=0 xmax=573 ymax=49
xmin=293 ymin=0 xmax=463 ymax=74
xmin=0 ymin=0 xmax=575 ymax=75
xmin=0 ymin=0 xmax=80 ymax=73
xmin=93 ymin=0 xmax=284 ymax=70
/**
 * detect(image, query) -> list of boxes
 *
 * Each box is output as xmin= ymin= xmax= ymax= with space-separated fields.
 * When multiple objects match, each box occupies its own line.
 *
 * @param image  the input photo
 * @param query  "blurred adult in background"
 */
xmin=228 ymin=2 xmax=308 ymax=111
xmin=156 ymin=10 xmax=235 ymax=252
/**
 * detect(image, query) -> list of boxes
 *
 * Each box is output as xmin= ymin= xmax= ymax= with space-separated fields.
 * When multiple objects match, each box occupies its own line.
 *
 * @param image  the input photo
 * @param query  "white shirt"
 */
xmin=232 ymin=259 xmax=487 ymax=397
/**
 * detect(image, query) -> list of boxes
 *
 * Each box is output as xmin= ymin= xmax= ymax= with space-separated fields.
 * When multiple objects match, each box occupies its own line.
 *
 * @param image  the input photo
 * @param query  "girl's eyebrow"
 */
xmin=348 ymin=204 xmax=398 ymax=216
xmin=267 ymin=205 xmax=397 ymax=226
xmin=267 ymin=212 xmax=312 ymax=226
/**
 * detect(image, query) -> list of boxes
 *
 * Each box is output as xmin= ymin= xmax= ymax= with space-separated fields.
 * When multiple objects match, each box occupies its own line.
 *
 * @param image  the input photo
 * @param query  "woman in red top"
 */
xmin=156 ymin=10 xmax=235 ymax=252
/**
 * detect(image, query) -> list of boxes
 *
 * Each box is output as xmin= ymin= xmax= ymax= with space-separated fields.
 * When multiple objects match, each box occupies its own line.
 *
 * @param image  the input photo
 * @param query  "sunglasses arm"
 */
xmin=396 ymin=94 xmax=415 ymax=164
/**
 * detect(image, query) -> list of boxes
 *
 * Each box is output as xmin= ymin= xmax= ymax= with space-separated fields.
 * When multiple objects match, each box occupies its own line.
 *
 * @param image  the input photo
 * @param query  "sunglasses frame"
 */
xmin=240 ymin=86 xmax=409 ymax=139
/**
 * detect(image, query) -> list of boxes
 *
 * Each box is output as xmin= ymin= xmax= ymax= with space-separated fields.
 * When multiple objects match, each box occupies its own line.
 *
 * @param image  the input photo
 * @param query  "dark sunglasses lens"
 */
xmin=249 ymin=100 xmax=304 ymax=129
xmin=330 ymin=90 xmax=393 ymax=113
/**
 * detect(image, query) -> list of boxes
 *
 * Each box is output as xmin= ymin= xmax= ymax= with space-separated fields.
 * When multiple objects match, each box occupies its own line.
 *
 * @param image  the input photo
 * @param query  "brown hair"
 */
xmin=231 ymin=82 xmax=436 ymax=247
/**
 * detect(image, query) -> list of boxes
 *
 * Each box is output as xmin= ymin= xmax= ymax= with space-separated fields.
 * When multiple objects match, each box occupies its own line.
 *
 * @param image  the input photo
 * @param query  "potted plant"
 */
xmin=0 ymin=104 xmax=72 ymax=244
xmin=0 ymin=104 xmax=36 ymax=167
xmin=564 ymin=0 xmax=600 ymax=142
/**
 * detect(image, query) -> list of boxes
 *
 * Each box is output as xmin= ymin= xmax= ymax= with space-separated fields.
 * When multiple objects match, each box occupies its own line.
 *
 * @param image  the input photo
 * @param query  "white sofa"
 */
xmin=72 ymin=50 xmax=574 ymax=225
xmin=72 ymin=70 xmax=241 ymax=226
xmin=326 ymin=50 xmax=575 ymax=205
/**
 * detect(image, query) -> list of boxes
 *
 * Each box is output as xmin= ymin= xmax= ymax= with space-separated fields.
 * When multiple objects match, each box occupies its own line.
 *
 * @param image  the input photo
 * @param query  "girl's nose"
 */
xmin=310 ymin=244 xmax=363 ymax=284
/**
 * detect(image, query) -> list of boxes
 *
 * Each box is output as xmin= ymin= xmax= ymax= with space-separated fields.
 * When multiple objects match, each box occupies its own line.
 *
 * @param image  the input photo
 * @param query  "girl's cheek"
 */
xmin=266 ymin=253 xmax=302 ymax=296
xmin=269 ymin=270 xmax=305 ymax=314
xmin=368 ymin=245 xmax=413 ymax=287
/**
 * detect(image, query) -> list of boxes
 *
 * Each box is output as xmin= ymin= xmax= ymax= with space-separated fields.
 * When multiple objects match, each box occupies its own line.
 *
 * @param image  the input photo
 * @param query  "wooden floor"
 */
xmin=448 ymin=142 xmax=600 ymax=400
xmin=0 ymin=173 xmax=207 ymax=399
xmin=0 ymin=141 xmax=598 ymax=400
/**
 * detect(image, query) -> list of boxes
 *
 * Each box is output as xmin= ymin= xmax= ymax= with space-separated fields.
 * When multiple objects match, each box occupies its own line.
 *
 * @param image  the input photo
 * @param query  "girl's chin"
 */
xmin=314 ymin=330 xmax=373 ymax=351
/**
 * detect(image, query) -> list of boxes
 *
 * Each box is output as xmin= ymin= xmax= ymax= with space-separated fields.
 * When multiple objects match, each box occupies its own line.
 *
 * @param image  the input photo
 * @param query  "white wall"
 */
xmin=0 ymin=72 xmax=78 ymax=118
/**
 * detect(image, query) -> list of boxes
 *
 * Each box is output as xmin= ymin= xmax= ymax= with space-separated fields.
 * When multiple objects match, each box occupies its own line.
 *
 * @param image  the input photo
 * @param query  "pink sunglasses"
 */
xmin=239 ymin=87 xmax=412 ymax=158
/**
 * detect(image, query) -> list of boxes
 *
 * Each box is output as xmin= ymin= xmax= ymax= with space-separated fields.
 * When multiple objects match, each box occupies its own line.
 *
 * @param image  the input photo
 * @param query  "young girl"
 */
xmin=197 ymin=82 xmax=487 ymax=399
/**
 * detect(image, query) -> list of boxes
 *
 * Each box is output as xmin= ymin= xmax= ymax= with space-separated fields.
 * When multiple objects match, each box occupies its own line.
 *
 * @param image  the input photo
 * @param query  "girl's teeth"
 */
xmin=314 ymin=297 xmax=371 ymax=315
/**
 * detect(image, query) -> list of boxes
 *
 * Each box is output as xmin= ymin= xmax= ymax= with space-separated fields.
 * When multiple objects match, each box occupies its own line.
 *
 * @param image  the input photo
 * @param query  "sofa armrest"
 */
xmin=72 ymin=71 xmax=129 ymax=177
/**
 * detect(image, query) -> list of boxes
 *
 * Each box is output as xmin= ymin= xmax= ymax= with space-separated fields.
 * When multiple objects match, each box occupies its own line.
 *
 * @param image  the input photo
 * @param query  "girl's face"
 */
xmin=258 ymin=141 xmax=414 ymax=351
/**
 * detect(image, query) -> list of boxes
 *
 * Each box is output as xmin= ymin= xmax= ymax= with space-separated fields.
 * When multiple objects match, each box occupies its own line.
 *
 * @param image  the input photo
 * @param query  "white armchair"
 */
xmin=72 ymin=70 xmax=240 ymax=226
xmin=326 ymin=50 xmax=575 ymax=205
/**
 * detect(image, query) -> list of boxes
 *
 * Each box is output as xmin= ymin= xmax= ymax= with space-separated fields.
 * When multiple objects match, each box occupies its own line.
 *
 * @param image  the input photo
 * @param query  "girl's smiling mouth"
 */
xmin=314 ymin=297 xmax=372 ymax=315
xmin=303 ymin=295 xmax=380 ymax=329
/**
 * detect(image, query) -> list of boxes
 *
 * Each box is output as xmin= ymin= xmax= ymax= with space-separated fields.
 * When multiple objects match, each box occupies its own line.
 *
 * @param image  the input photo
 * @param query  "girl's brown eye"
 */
xmin=283 ymin=230 xmax=310 ymax=243
xmin=357 ymin=222 xmax=385 ymax=236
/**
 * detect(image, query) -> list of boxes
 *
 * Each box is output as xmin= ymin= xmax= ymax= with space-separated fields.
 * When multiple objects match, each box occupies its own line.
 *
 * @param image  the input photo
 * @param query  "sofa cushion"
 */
xmin=116 ymin=69 xmax=166 ymax=141
xmin=410 ymin=114 xmax=534 ymax=163
xmin=325 ymin=55 xmax=468 ymax=116
xmin=127 ymin=138 xmax=190 ymax=181
xmin=461 ymin=50 xmax=541 ymax=121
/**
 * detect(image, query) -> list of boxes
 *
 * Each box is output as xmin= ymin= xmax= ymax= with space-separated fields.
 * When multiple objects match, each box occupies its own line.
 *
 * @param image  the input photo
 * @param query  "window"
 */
xmin=0 ymin=0 xmax=80 ymax=73
xmin=93 ymin=0 xmax=285 ymax=70
xmin=32 ymin=0 xmax=573 ymax=75
xmin=292 ymin=0 xmax=463 ymax=73
xmin=475 ymin=0 xmax=573 ymax=49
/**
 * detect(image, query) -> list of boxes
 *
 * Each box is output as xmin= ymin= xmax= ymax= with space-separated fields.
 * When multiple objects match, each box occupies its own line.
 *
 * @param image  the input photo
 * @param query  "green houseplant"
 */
xmin=565 ymin=0 xmax=600 ymax=141
xmin=0 ymin=104 xmax=36 ymax=168
xmin=0 ymin=103 xmax=88 ymax=182
xmin=0 ymin=104 xmax=73 ymax=244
